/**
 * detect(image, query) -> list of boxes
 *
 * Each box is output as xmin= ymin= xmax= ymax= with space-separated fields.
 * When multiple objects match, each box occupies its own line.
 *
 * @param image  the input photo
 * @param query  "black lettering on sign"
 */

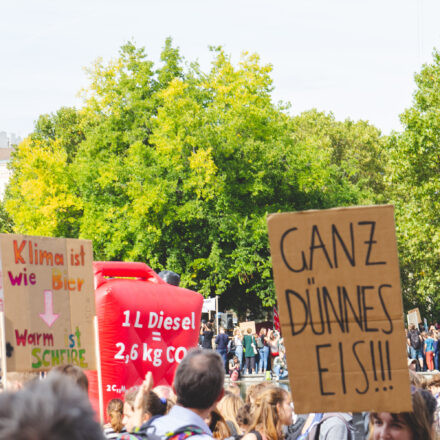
xmin=358 ymin=221 xmax=386 ymax=266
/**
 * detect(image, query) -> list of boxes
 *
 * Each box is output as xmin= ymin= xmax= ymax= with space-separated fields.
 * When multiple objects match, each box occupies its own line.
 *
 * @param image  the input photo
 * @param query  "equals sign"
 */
xmin=152 ymin=332 xmax=161 ymax=342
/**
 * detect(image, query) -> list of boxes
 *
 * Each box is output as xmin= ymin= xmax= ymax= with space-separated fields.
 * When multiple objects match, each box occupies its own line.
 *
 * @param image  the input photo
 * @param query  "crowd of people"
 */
xmin=0 ymin=348 xmax=439 ymax=440
xmin=406 ymin=323 xmax=440 ymax=372
xmin=199 ymin=322 xmax=288 ymax=380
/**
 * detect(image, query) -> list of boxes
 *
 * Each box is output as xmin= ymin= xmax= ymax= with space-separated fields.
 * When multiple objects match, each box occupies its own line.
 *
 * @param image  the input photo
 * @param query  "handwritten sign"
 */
xmin=407 ymin=310 xmax=419 ymax=328
xmin=267 ymin=205 xmax=411 ymax=413
xmin=407 ymin=307 xmax=422 ymax=324
xmin=239 ymin=321 xmax=256 ymax=335
xmin=0 ymin=234 xmax=96 ymax=372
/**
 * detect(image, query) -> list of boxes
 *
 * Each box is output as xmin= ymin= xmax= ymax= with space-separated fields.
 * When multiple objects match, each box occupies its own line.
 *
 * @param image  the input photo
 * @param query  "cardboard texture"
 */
xmin=407 ymin=307 xmax=422 ymax=324
xmin=267 ymin=205 xmax=411 ymax=413
xmin=407 ymin=311 xmax=419 ymax=328
xmin=0 ymin=234 xmax=96 ymax=372
xmin=239 ymin=321 xmax=256 ymax=335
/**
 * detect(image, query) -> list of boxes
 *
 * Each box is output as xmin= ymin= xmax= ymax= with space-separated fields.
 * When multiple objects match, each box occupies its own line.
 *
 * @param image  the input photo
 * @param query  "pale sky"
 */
xmin=1 ymin=0 xmax=440 ymax=138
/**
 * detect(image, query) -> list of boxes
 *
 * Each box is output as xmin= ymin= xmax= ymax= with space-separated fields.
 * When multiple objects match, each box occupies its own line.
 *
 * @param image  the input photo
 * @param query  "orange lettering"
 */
xmin=13 ymin=240 xmax=26 ymax=264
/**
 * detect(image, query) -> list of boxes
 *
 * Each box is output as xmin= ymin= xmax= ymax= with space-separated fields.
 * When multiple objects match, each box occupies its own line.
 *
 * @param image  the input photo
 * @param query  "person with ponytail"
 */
xmin=104 ymin=398 xmax=124 ymax=439
xmin=242 ymin=386 xmax=293 ymax=440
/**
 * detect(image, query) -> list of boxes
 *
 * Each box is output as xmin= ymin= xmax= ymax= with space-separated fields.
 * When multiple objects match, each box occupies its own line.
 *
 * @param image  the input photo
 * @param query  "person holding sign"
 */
xmin=407 ymin=324 xmax=424 ymax=371
xmin=243 ymin=328 xmax=257 ymax=375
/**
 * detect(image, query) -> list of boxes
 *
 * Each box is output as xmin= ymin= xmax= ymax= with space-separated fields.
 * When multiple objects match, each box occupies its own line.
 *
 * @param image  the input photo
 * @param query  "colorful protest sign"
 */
xmin=267 ymin=205 xmax=411 ymax=413
xmin=0 ymin=234 xmax=96 ymax=372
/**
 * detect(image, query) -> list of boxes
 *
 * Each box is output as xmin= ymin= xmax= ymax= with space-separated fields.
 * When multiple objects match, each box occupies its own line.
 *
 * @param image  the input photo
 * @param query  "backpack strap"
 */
xmin=309 ymin=413 xmax=353 ymax=440
xmin=165 ymin=425 xmax=206 ymax=440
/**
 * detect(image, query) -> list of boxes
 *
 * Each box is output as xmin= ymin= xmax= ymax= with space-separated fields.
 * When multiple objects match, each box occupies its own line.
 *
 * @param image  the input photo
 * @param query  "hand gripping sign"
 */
xmin=87 ymin=262 xmax=203 ymax=412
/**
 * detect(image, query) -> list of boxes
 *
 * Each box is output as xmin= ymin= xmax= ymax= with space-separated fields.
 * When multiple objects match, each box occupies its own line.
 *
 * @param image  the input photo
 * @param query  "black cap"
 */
xmin=158 ymin=270 xmax=180 ymax=286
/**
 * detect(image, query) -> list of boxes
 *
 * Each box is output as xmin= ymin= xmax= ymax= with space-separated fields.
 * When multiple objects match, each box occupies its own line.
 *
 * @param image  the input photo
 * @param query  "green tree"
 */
xmin=5 ymin=40 xmax=386 ymax=314
xmin=387 ymin=49 xmax=440 ymax=319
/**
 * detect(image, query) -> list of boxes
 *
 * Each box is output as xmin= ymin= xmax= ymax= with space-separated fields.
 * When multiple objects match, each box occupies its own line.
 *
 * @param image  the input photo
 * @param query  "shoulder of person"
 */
xmin=241 ymin=432 xmax=260 ymax=440
xmin=318 ymin=413 xmax=352 ymax=439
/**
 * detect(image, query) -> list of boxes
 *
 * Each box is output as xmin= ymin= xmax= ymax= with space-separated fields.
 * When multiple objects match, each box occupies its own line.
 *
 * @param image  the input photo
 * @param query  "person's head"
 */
xmin=248 ymin=387 xmax=293 ymax=439
xmin=259 ymin=328 xmax=267 ymax=336
xmin=206 ymin=322 xmax=213 ymax=330
xmin=429 ymin=374 xmax=440 ymax=396
xmin=232 ymin=355 xmax=239 ymax=364
xmin=107 ymin=398 xmax=124 ymax=433
xmin=245 ymin=381 xmax=271 ymax=405
xmin=174 ymin=348 xmax=224 ymax=410
xmin=409 ymin=324 xmax=416 ymax=331
xmin=409 ymin=370 xmax=421 ymax=388
xmin=205 ymin=409 xmax=231 ymax=439
xmin=408 ymin=359 xmax=417 ymax=372
xmin=219 ymin=327 xmax=225 ymax=334
xmin=217 ymin=393 xmax=244 ymax=434
xmin=370 ymin=388 xmax=437 ymax=440
xmin=246 ymin=328 xmax=252 ymax=334
xmin=225 ymin=384 xmax=241 ymax=397
xmin=123 ymin=386 xmax=167 ymax=432
xmin=233 ymin=328 xmax=240 ymax=336
xmin=236 ymin=403 xmax=252 ymax=434
xmin=49 ymin=364 xmax=88 ymax=393
xmin=153 ymin=385 xmax=176 ymax=403
xmin=0 ymin=372 xmax=104 ymax=440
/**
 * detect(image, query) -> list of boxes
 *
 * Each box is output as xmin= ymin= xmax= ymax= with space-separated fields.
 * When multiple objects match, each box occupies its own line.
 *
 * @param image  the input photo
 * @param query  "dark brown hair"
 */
xmin=50 ymin=364 xmax=88 ymax=392
xmin=174 ymin=348 xmax=224 ymax=410
xmin=208 ymin=409 xmax=231 ymax=439
xmin=107 ymin=398 xmax=124 ymax=433
xmin=370 ymin=388 xmax=436 ymax=440
xmin=124 ymin=387 xmax=167 ymax=416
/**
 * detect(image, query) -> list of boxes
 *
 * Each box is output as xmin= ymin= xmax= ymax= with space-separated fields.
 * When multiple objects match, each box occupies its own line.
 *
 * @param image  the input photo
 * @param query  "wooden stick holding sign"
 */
xmin=267 ymin=205 xmax=411 ymax=413
xmin=0 ymin=311 xmax=7 ymax=390
xmin=94 ymin=315 xmax=104 ymax=424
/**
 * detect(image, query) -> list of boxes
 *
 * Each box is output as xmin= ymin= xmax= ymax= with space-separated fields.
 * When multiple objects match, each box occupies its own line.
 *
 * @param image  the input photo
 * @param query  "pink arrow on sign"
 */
xmin=39 ymin=290 xmax=59 ymax=327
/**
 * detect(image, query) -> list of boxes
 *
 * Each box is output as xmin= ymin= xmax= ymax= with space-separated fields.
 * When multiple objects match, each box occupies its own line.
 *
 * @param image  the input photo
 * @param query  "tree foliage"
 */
xmin=387 ymin=50 xmax=440 ymax=319
xmin=6 ymin=40 xmax=386 ymax=314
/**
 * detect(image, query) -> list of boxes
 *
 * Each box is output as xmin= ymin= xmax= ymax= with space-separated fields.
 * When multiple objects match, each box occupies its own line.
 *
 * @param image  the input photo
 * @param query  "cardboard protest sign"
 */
xmin=267 ymin=205 xmax=411 ymax=413
xmin=407 ymin=307 xmax=422 ymax=324
xmin=239 ymin=321 xmax=256 ymax=334
xmin=407 ymin=310 xmax=419 ymax=328
xmin=0 ymin=234 xmax=96 ymax=372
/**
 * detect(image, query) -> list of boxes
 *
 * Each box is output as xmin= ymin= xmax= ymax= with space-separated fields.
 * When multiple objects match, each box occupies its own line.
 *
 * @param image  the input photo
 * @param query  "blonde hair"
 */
xmin=208 ymin=409 xmax=232 ymax=439
xmin=217 ymin=393 xmax=244 ymax=434
xmin=247 ymin=386 xmax=288 ymax=440
xmin=245 ymin=381 xmax=271 ymax=405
